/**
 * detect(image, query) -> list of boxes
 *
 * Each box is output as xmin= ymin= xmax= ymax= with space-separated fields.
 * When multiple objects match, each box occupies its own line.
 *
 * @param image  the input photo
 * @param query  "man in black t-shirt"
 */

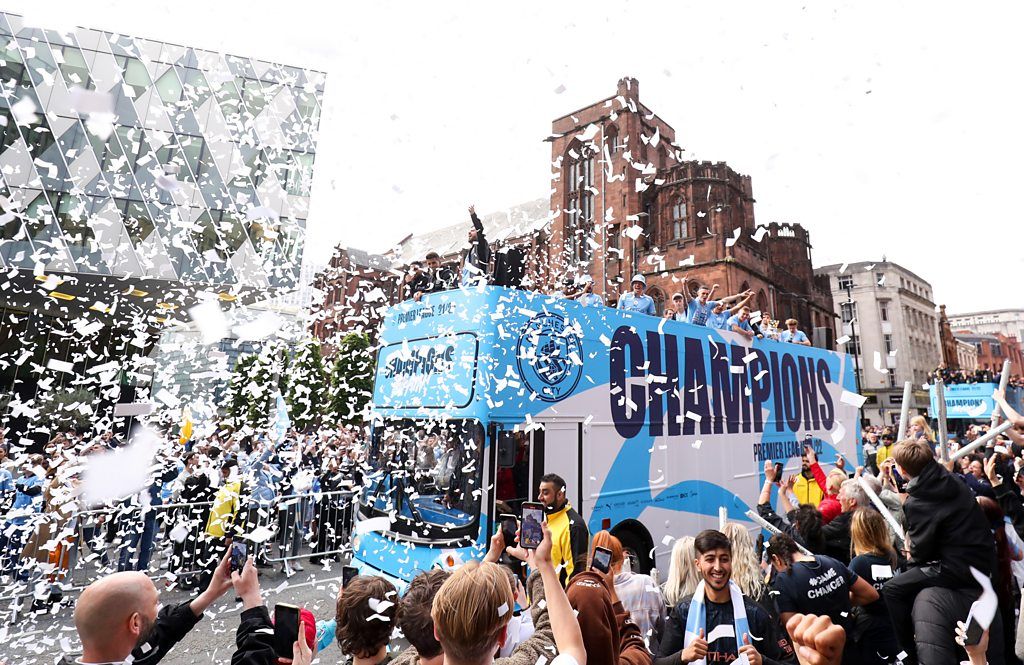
xmin=656 ymin=530 xmax=795 ymax=665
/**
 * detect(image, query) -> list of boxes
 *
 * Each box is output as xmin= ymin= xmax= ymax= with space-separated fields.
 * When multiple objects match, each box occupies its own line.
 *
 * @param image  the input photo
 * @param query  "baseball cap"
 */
xmin=578 ymin=274 xmax=594 ymax=285
xmin=631 ymin=274 xmax=647 ymax=286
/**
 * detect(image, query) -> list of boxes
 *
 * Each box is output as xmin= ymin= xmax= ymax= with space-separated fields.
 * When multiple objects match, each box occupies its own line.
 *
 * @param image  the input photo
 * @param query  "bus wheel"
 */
xmin=610 ymin=520 xmax=654 ymax=575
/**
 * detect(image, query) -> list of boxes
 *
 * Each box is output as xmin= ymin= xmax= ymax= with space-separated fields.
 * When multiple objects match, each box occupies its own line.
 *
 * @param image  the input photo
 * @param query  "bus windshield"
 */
xmin=360 ymin=418 xmax=484 ymax=539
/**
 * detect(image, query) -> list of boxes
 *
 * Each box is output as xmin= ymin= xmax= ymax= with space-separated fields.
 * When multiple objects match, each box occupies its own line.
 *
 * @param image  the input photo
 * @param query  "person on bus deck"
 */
xmin=779 ymin=319 xmax=812 ymax=345
xmin=422 ymin=251 xmax=449 ymax=294
xmin=705 ymin=290 xmax=753 ymax=330
xmin=537 ymin=473 xmax=590 ymax=586
xmin=656 ymin=529 xmax=795 ymax=665
xmin=461 ymin=204 xmax=491 ymax=287
xmin=405 ymin=261 xmax=431 ymax=301
xmin=575 ymin=275 xmax=604 ymax=307
xmin=679 ymin=279 xmax=748 ymax=327
xmin=726 ymin=306 xmax=759 ymax=341
xmin=617 ymin=275 xmax=656 ymax=315
xmin=671 ymin=293 xmax=687 ymax=322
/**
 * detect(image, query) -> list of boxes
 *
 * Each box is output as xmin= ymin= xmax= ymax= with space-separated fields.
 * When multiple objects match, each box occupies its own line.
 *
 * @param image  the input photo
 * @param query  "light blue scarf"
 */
xmin=684 ymin=579 xmax=751 ymax=665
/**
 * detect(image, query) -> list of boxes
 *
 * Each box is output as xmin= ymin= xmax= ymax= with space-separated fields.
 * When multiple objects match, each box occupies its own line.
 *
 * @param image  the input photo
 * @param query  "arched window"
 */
xmin=564 ymin=141 xmax=596 ymax=266
xmin=670 ymin=199 xmax=687 ymax=240
xmin=606 ymin=124 xmax=621 ymax=153
xmin=757 ymin=290 xmax=769 ymax=317
xmin=648 ymin=286 xmax=667 ymax=316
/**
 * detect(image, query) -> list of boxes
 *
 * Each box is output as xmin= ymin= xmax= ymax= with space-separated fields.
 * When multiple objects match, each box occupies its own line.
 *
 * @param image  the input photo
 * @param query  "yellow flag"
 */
xmin=179 ymin=405 xmax=193 ymax=445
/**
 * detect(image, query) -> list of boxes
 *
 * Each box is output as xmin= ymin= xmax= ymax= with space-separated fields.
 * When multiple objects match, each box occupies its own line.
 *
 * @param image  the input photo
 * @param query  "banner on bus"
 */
xmin=929 ymin=383 xmax=996 ymax=419
xmin=373 ymin=332 xmax=479 ymax=409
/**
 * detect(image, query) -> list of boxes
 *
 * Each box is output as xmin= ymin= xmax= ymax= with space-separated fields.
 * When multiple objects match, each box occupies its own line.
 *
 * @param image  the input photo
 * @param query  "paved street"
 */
xmin=2 ymin=558 xmax=349 ymax=665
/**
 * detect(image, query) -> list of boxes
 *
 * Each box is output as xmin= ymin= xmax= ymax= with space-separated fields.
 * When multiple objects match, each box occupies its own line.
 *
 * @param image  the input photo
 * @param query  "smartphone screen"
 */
xmin=498 ymin=514 xmax=519 ymax=549
xmin=773 ymin=462 xmax=784 ymax=481
xmin=591 ymin=546 xmax=612 ymax=574
xmin=342 ymin=565 xmax=359 ymax=588
xmin=273 ymin=603 xmax=301 ymax=658
xmin=230 ymin=542 xmax=247 ymax=572
xmin=964 ymin=615 xmax=985 ymax=646
xmin=520 ymin=502 xmax=544 ymax=549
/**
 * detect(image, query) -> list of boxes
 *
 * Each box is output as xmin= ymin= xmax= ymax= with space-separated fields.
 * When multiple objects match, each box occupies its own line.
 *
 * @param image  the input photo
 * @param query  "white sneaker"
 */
xmin=292 ymin=561 xmax=304 ymax=572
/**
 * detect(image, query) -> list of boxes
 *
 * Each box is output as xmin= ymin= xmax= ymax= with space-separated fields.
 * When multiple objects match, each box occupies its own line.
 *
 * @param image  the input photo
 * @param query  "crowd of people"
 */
xmin=400 ymin=206 xmax=816 ymax=344
xmin=931 ymin=365 xmax=1024 ymax=388
xmin=0 ymin=425 xmax=368 ymax=607
xmin=5 ymin=393 xmax=1021 ymax=665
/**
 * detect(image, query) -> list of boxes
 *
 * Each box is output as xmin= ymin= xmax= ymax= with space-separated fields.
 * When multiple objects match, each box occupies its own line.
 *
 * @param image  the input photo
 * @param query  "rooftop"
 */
xmin=814 ymin=260 xmax=933 ymax=289
xmin=948 ymin=309 xmax=1024 ymax=318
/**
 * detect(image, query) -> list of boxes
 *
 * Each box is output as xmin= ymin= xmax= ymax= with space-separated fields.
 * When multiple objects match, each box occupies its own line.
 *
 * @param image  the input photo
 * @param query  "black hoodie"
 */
xmin=904 ymin=460 xmax=995 ymax=577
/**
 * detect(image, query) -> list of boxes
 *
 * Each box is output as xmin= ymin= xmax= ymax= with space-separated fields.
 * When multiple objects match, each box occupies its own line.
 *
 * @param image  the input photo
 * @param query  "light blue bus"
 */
xmin=352 ymin=286 xmax=861 ymax=586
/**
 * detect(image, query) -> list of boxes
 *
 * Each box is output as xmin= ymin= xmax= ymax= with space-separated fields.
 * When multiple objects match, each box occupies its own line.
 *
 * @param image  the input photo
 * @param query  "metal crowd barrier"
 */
xmin=0 ymin=488 xmax=356 ymax=617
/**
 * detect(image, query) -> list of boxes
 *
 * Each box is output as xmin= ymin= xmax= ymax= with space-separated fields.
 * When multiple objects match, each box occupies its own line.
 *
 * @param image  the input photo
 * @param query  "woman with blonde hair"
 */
xmin=908 ymin=415 xmax=935 ymax=443
xmin=661 ymin=535 xmax=699 ymax=608
xmin=848 ymin=509 xmax=900 ymax=664
xmin=723 ymin=523 xmax=771 ymax=613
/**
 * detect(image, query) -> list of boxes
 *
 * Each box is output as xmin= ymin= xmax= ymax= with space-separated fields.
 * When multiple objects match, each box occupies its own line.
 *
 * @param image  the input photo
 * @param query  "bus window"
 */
xmin=362 ymin=419 xmax=484 ymax=537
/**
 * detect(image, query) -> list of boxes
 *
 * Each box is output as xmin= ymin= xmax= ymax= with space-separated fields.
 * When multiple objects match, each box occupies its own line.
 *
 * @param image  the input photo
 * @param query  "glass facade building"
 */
xmin=0 ymin=12 xmax=324 ymax=441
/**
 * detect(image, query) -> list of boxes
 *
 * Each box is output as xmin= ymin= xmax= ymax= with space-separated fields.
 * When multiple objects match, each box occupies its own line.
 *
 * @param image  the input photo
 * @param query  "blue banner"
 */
xmin=929 ymin=383 xmax=996 ymax=419
xmin=373 ymin=331 xmax=479 ymax=409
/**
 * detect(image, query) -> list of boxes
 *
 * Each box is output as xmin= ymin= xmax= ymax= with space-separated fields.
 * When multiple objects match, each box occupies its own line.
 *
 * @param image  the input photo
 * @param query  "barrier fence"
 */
xmin=0 ymin=489 xmax=355 ymax=616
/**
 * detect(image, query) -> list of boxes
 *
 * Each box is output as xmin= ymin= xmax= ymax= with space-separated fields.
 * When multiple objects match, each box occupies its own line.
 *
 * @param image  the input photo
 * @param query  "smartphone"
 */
xmin=773 ymin=462 xmax=784 ymax=481
xmin=230 ymin=542 xmax=247 ymax=573
xmin=591 ymin=546 xmax=612 ymax=574
xmin=964 ymin=614 xmax=985 ymax=647
xmin=342 ymin=565 xmax=359 ymax=589
xmin=498 ymin=514 xmax=519 ymax=549
xmin=520 ymin=502 xmax=545 ymax=549
xmin=273 ymin=603 xmax=301 ymax=659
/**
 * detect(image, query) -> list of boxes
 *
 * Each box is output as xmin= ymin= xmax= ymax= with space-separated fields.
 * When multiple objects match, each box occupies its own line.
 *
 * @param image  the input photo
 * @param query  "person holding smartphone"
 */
xmin=431 ymin=520 xmax=587 ymax=665
xmin=229 ymin=556 xmax=319 ymax=665
xmin=565 ymin=532 xmax=651 ymax=665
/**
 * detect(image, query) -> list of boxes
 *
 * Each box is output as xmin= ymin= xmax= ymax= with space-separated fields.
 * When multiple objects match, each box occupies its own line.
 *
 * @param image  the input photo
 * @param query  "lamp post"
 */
xmin=844 ymin=283 xmax=863 ymax=397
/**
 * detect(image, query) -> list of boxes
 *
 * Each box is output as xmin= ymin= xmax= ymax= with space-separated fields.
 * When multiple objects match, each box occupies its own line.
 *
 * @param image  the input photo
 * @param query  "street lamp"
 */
xmin=844 ymin=283 xmax=863 ymax=397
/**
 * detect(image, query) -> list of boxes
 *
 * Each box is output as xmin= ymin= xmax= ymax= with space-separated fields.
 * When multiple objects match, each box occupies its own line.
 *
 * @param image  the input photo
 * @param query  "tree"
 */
xmin=330 ymin=332 xmax=374 ymax=426
xmin=36 ymin=388 xmax=97 ymax=431
xmin=226 ymin=344 xmax=284 ymax=431
xmin=285 ymin=339 xmax=329 ymax=431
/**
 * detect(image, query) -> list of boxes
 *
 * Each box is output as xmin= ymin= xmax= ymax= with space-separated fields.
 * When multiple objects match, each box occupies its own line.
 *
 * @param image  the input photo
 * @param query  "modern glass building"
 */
xmin=0 ymin=11 xmax=324 ymax=441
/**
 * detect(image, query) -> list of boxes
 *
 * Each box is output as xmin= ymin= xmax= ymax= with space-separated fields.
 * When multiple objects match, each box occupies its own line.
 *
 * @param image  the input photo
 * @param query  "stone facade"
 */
xmin=543 ymin=77 xmax=835 ymax=331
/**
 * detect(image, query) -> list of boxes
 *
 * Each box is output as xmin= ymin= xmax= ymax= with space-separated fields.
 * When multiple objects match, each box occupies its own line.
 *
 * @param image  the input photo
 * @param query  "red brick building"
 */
xmin=953 ymin=330 xmax=1024 ymax=375
xmin=315 ymin=77 xmax=836 ymax=346
xmin=311 ymin=246 xmax=399 ymax=356
xmin=543 ymin=77 xmax=834 ymax=330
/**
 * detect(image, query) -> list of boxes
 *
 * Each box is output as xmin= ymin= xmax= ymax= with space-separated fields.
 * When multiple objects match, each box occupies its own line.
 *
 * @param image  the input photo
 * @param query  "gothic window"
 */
xmin=671 ymin=199 xmax=687 ymax=240
xmin=565 ymin=143 xmax=596 ymax=265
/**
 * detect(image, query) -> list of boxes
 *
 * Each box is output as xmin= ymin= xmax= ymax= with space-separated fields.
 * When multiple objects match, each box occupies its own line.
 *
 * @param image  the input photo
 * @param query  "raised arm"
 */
xmin=994 ymin=389 xmax=1024 ymax=426
xmin=728 ymin=292 xmax=754 ymax=315
xmin=532 ymin=522 xmax=587 ymax=665
xmin=468 ymin=204 xmax=483 ymax=231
